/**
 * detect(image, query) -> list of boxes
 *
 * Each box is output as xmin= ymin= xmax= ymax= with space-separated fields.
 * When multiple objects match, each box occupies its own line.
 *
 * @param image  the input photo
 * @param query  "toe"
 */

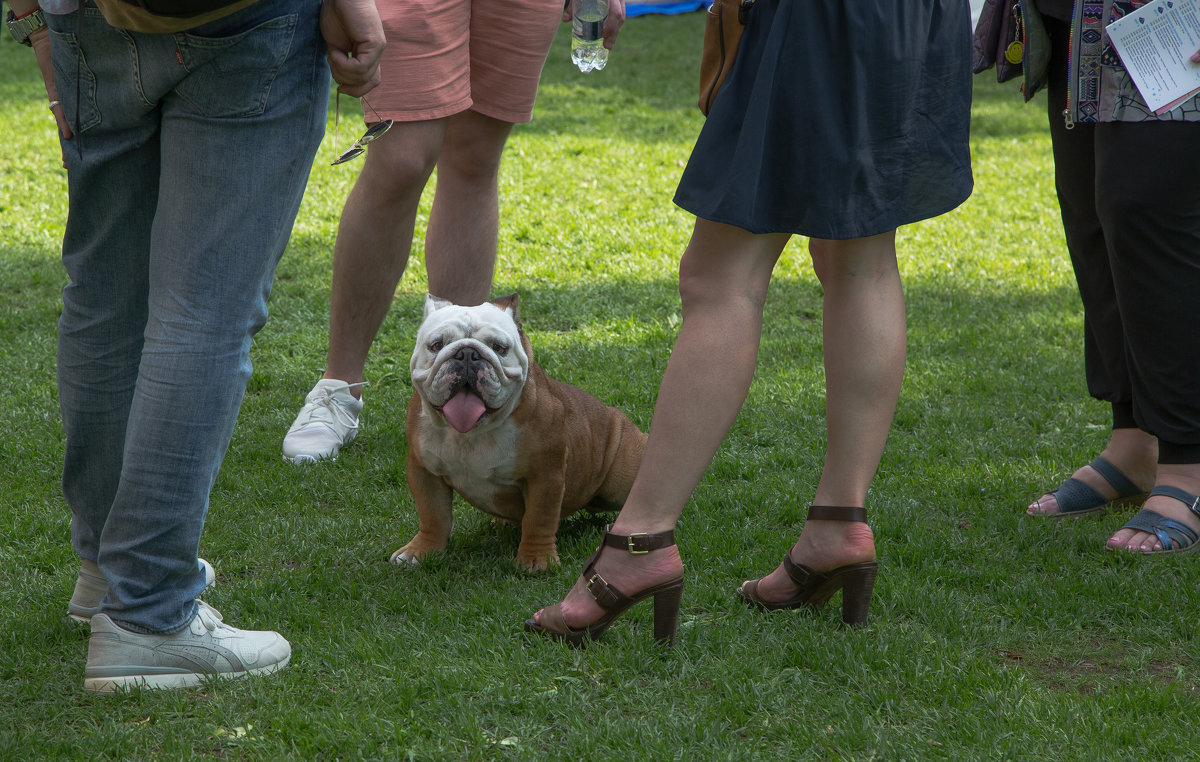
xmin=1136 ymin=532 xmax=1161 ymax=553
xmin=1107 ymin=528 xmax=1159 ymax=552
xmin=1105 ymin=528 xmax=1136 ymax=550
xmin=1027 ymin=494 xmax=1058 ymax=516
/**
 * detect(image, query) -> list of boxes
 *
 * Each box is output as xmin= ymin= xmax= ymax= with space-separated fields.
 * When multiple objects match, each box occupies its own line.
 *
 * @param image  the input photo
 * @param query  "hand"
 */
xmin=320 ymin=0 xmax=385 ymax=97
xmin=562 ymin=0 xmax=627 ymax=51
xmin=30 ymin=27 xmax=71 ymax=139
xmin=603 ymin=0 xmax=626 ymax=50
xmin=29 ymin=26 xmax=71 ymax=169
xmin=1192 ymin=48 xmax=1200 ymax=63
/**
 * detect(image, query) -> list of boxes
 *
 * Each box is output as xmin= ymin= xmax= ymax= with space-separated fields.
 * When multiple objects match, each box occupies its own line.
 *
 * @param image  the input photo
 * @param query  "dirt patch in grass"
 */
xmin=995 ymin=648 xmax=1198 ymax=696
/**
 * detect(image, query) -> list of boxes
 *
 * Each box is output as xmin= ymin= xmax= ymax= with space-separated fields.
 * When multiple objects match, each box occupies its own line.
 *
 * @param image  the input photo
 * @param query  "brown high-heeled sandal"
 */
xmin=738 ymin=505 xmax=878 ymax=627
xmin=524 ymin=525 xmax=684 ymax=647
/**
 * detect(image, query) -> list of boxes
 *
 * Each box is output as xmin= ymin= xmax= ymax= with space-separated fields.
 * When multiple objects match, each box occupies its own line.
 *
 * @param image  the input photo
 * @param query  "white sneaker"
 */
xmin=281 ymin=379 xmax=364 ymax=463
xmin=68 ymin=558 xmax=216 ymax=623
xmin=84 ymin=602 xmax=290 ymax=694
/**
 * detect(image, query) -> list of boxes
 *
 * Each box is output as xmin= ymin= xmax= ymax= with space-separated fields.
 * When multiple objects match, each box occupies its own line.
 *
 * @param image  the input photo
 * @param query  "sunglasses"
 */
xmin=331 ymin=96 xmax=393 ymax=166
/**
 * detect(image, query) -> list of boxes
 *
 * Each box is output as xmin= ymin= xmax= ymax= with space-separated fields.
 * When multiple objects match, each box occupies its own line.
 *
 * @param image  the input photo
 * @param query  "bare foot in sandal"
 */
xmin=1106 ymin=466 xmax=1200 ymax=553
xmin=1027 ymin=430 xmax=1156 ymax=517
xmin=743 ymin=515 xmax=876 ymax=604
xmin=526 ymin=522 xmax=684 ymax=641
xmin=736 ymin=507 xmax=879 ymax=627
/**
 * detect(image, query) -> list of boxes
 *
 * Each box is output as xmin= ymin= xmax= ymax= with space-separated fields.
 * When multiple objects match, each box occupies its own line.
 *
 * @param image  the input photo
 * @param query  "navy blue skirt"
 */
xmin=675 ymin=0 xmax=974 ymax=239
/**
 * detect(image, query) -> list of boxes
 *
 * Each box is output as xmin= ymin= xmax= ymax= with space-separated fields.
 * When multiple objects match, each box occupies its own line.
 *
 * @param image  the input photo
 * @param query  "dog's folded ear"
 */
xmin=424 ymin=293 xmax=455 ymax=316
xmin=491 ymin=293 xmax=520 ymax=322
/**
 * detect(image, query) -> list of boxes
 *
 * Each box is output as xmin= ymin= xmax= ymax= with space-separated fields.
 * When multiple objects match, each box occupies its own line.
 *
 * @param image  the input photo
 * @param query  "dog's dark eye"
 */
xmin=428 ymin=339 xmax=444 ymax=353
xmin=492 ymin=343 xmax=508 ymax=357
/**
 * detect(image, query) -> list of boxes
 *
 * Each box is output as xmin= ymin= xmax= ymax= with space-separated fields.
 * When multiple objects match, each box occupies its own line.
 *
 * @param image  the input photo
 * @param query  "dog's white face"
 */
xmin=410 ymin=294 xmax=529 ymax=433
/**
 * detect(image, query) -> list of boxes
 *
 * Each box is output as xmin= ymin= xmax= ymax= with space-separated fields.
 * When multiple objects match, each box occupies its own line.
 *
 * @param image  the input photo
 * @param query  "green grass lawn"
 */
xmin=3 ymin=14 xmax=1198 ymax=761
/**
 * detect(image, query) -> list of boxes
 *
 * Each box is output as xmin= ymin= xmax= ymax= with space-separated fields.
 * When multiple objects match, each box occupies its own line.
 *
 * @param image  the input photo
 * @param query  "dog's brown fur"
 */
xmin=394 ymin=295 xmax=646 ymax=571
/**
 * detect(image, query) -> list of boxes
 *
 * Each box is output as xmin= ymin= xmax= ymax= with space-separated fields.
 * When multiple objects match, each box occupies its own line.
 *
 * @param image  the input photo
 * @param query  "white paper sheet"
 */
xmin=1106 ymin=0 xmax=1200 ymax=113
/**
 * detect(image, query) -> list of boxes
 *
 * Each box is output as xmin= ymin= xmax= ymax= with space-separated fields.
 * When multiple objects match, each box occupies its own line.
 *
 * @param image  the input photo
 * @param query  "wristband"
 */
xmin=6 ymin=7 xmax=47 ymax=47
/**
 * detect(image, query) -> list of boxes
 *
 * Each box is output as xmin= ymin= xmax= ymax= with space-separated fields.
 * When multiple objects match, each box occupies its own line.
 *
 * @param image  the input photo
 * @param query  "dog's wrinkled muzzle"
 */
xmin=437 ymin=346 xmax=496 ymax=433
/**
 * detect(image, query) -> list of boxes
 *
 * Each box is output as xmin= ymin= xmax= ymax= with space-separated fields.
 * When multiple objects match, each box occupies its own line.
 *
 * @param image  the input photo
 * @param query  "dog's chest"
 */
xmin=420 ymin=423 xmax=522 ymax=510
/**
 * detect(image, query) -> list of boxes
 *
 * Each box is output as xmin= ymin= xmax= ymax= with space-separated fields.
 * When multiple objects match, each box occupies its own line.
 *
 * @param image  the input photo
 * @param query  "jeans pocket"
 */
xmin=48 ymin=28 xmax=103 ymax=133
xmin=175 ymin=12 xmax=299 ymax=119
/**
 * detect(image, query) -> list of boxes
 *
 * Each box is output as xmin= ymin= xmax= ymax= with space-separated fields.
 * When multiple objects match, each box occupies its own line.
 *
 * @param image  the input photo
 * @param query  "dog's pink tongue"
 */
xmin=442 ymin=389 xmax=487 ymax=433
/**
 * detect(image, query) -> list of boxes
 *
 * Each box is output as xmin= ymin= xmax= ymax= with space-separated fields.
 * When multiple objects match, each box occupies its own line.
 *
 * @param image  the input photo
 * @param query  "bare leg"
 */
xmin=1027 ymin=428 xmax=1157 ymax=515
xmin=424 ymin=110 xmax=515 ymax=306
xmin=748 ymin=233 xmax=901 ymax=601
xmin=532 ymin=219 xmax=788 ymax=629
xmin=322 ymin=119 xmax=447 ymax=394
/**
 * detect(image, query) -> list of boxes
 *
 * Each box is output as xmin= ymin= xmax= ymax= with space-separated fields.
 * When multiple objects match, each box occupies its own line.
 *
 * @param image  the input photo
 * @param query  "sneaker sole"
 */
xmin=282 ymin=451 xmax=338 ymax=465
xmin=83 ymin=654 xmax=290 ymax=694
xmin=282 ymin=427 xmax=357 ymax=465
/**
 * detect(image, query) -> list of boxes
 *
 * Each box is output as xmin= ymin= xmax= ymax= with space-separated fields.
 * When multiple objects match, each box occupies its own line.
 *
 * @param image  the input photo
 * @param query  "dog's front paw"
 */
xmin=389 ymin=547 xmax=422 ymax=567
xmin=514 ymin=548 xmax=560 ymax=573
xmin=390 ymin=533 xmax=447 ymax=568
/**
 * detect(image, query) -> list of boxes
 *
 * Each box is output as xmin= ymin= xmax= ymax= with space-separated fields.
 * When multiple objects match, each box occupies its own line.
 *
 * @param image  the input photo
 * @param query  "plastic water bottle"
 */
xmin=571 ymin=0 xmax=609 ymax=72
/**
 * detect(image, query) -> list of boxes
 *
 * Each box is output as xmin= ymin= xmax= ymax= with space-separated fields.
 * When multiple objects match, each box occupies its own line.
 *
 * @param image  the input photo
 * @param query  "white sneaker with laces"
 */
xmin=281 ymin=378 xmax=365 ymax=463
xmin=83 ymin=601 xmax=290 ymax=694
xmin=68 ymin=558 xmax=216 ymax=623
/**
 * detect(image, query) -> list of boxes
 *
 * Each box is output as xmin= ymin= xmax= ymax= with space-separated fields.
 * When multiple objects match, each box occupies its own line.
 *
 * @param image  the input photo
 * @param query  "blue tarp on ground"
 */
xmin=632 ymin=0 xmax=983 ymax=24
xmin=626 ymin=1 xmax=706 ymax=17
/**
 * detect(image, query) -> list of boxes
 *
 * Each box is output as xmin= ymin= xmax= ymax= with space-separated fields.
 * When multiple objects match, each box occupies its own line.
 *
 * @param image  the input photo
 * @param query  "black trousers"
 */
xmin=1044 ymin=18 xmax=1200 ymax=463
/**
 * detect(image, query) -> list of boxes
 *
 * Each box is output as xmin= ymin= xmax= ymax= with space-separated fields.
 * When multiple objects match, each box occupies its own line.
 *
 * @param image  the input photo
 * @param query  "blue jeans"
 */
xmin=47 ymin=0 xmax=329 ymax=633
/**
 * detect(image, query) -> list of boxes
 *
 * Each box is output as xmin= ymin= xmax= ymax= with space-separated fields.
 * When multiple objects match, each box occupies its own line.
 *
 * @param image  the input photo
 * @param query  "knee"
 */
xmin=1094 ymin=193 xmax=1125 ymax=234
xmin=361 ymin=144 xmax=439 ymax=201
xmin=808 ymin=236 xmax=899 ymax=287
xmin=1094 ymin=194 xmax=1153 ymax=252
xmin=676 ymin=262 xmax=708 ymax=312
xmin=438 ymin=115 xmax=512 ymax=182
xmin=809 ymin=239 xmax=835 ymax=282
xmin=438 ymin=137 xmax=506 ymax=184
xmin=677 ymin=253 xmax=769 ymax=317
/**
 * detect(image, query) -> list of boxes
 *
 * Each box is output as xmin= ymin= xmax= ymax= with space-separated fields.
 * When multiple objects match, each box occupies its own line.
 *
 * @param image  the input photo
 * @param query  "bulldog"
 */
xmin=390 ymin=294 xmax=647 ymax=571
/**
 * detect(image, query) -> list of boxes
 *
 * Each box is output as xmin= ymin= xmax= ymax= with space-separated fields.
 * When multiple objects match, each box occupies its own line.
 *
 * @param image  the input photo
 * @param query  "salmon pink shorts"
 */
xmin=368 ymin=0 xmax=563 ymax=124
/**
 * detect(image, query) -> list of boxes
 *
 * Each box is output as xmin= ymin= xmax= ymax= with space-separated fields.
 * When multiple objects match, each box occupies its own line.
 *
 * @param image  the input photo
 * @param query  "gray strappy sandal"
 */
xmin=1034 ymin=455 xmax=1148 ymax=517
xmin=1111 ymin=485 xmax=1200 ymax=555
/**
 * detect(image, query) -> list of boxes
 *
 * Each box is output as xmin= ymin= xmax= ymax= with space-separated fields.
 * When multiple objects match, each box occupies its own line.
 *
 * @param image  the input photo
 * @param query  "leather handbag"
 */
xmin=116 ymin=0 xmax=247 ymax=17
xmin=698 ymin=0 xmax=756 ymax=115
xmin=972 ymin=0 xmax=1024 ymax=83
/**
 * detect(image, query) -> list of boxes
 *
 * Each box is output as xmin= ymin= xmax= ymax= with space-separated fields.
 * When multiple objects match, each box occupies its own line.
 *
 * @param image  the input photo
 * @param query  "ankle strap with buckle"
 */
xmin=807 ymin=505 xmax=868 ymax=523
xmin=600 ymin=524 xmax=675 ymax=555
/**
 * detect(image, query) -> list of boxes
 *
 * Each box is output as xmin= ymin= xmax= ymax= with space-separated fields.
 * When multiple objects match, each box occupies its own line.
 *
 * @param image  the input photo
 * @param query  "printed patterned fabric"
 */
xmin=1077 ymin=0 xmax=1153 ymax=122
xmin=1101 ymin=0 xmax=1200 ymax=120
xmin=1073 ymin=3 xmax=1102 ymax=122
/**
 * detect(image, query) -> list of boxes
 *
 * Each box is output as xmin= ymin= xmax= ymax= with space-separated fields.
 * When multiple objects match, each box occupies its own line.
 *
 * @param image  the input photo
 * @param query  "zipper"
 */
xmin=1063 ymin=0 xmax=1076 ymax=129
